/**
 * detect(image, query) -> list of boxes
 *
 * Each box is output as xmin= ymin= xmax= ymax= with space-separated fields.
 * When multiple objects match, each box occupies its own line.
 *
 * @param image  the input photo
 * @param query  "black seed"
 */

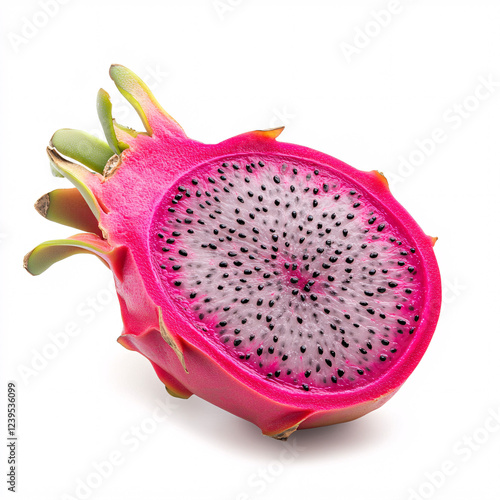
xmin=257 ymin=347 xmax=263 ymax=356
xmin=388 ymin=281 xmax=398 ymax=288
xmin=268 ymin=346 xmax=274 ymax=354
xmin=341 ymin=338 xmax=349 ymax=348
xmin=300 ymin=345 xmax=306 ymax=353
xmin=304 ymin=370 xmax=311 ymax=378
xmin=273 ymin=175 xmax=280 ymax=184
xmin=172 ymin=265 xmax=181 ymax=271
xmin=325 ymin=359 xmax=332 ymax=367
xmin=337 ymin=369 xmax=345 ymax=377
xmin=174 ymin=281 xmax=182 ymax=286
xmin=302 ymin=384 xmax=309 ymax=391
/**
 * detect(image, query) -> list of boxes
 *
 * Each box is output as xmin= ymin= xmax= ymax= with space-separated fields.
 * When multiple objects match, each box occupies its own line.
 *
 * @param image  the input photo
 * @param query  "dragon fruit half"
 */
xmin=24 ymin=65 xmax=441 ymax=439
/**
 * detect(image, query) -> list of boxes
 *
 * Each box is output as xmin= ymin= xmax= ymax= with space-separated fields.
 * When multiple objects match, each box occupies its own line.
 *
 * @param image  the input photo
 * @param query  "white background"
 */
xmin=1 ymin=1 xmax=500 ymax=499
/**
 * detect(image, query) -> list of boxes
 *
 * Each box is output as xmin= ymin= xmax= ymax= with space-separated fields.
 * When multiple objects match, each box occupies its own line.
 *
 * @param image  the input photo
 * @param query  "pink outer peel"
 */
xmin=25 ymin=65 xmax=441 ymax=439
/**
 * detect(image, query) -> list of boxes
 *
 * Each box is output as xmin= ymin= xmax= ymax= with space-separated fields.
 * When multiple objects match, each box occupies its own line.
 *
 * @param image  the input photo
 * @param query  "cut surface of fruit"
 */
xmin=151 ymin=157 xmax=426 ymax=392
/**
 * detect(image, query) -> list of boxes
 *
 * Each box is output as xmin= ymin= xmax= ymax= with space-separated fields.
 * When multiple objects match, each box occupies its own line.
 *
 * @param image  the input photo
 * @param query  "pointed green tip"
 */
xmin=51 ymin=129 xmax=114 ymax=174
xmin=24 ymin=237 xmax=110 ymax=276
xmin=97 ymin=88 xmax=128 ymax=153
xmin=109 ymin=65 xmax=154 ymax=135
xmin=108 ymin=64 xmax=185 ymax=139
xmin=46 ymin=147 xmax=103 ymax=221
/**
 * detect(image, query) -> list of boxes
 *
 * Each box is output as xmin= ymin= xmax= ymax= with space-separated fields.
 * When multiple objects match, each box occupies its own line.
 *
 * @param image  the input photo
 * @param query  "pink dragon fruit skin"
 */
xmin=24 ymin=65 xmax=441 ymax=439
